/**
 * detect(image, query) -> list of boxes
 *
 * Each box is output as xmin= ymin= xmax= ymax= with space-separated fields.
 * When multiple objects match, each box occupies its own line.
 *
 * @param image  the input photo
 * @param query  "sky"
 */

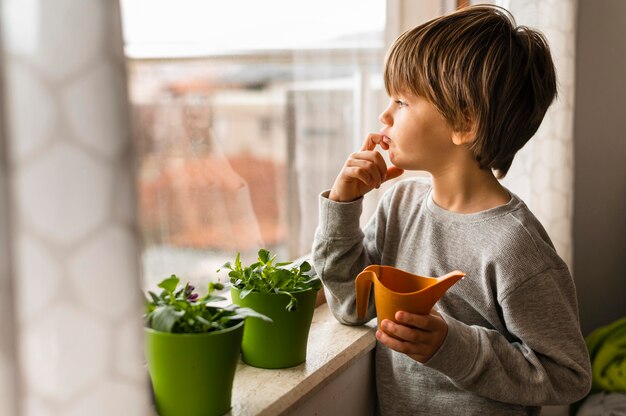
xmin=120 ymin=0 xmax=386 ymax=57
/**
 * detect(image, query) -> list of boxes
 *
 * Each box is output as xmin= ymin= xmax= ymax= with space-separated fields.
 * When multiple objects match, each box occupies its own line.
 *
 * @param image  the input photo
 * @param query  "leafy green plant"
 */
xmin=220 ymin=248 xmax=322 ymax=312
xmin=145 ymin=275 xmax=271 ymax=333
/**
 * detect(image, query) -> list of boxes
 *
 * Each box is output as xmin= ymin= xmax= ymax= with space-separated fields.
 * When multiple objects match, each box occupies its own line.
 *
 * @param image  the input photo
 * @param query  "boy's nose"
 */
xmin=379 ymin=108 xmax=392 ymax=127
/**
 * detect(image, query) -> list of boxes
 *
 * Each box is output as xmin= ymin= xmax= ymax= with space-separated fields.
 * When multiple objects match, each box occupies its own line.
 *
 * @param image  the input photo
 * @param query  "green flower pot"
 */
xmin=144 ymin=320 xmax=244 ymax=416
xmin=230 ymin=287 xmax=318 ymax=369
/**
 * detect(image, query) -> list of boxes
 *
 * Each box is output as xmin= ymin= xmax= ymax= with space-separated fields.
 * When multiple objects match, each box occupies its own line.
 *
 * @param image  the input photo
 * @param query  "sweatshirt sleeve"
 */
xmin=425 ymin=267 xmax=592 ymax=406
xmin=311 ymin=190 xmax=387 ymax=325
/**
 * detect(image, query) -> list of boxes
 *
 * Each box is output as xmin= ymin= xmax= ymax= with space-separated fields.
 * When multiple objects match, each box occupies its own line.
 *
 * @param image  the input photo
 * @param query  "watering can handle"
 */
xmin=355 ymin=271 xmax=375 ymax=319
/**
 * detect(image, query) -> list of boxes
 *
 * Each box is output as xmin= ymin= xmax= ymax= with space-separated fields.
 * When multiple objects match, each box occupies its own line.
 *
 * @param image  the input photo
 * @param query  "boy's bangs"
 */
xmin=383 ymin=31 xmax=432 ymax=100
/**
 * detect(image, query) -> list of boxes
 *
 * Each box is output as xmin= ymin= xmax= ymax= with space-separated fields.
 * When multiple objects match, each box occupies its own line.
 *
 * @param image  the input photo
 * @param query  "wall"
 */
xmin=573 ymin=0 xmax=626 ymax=335
xmin=287 ymin=352 xmax=375 ymax=416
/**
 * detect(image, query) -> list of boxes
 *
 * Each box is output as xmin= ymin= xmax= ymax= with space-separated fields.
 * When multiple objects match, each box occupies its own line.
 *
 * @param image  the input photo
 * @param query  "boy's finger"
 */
xmin=360 ymin=133 xmax=385 ymax=151
xmin=376 ymin=329 xmax=412 ymax=353
xmin=381 ymin=319 xmax=424 ymax=344
xmin=349 ymin=168 xmax=375 ymax=187
xmin=395 ymin=311 xmax=435 ymax=331
xmin=384 ymin=166 xmax=405 ymax=183
xmin=353 ymin=149 xmax=389 ymax=183
xmin=348 ymin=154 xmax=383 ymax=177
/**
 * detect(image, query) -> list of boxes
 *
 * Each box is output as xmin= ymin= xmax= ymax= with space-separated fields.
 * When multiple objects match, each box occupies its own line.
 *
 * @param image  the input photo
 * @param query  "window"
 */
xmin=120 ymin=0 xmax=389 ymax=289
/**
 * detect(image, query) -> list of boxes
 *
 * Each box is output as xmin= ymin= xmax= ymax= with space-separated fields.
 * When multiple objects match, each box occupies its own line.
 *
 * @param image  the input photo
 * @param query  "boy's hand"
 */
xmin=375 ymin=309 xmax=448 ymax=363
xmin=328 ymin=133 xmax=404 ymax=202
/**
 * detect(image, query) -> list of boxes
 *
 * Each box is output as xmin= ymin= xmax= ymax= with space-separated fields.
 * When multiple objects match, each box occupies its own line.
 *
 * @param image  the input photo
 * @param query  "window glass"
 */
xmin=120 ymin=1 xmax=387 ymax=290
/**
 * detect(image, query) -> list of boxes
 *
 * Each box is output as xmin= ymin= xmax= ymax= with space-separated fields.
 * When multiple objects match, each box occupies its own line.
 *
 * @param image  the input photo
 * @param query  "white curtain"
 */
xmin=0 ymin=0 xmax=151 ymax=414
xmin=498 ymin=0 xmax=578 ymax=269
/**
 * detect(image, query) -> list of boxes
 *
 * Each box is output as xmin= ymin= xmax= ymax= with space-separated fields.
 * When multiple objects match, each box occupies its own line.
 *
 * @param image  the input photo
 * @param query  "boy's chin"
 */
xmin=389 ymin=152 xmax=400 ymax=167
xmin=390 ymin=153 xmax=430 ymax=171
xmin=389 ymin=157 xmax=417 ymax=171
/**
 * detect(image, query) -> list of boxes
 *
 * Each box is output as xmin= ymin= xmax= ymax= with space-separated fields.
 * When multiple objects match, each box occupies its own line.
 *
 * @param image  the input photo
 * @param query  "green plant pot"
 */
xmin=230 ymin=287 xmax=318 ymax=369
xmin=144 ymin=320 xmax=244 ymax=416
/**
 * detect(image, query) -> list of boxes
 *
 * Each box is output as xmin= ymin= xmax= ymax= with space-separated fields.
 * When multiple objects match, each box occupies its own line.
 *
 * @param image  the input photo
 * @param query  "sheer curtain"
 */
xmin=498 ymin=0 xmax=578 ymax=268
xmin=122 ymin=0 xmax=390 ymax=280
xmin=0 ymin=0 xmax=150 ymax=414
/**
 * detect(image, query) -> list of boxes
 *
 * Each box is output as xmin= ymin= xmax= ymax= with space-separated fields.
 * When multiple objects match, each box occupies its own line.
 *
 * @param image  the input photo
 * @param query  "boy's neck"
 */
xmin=429 ymin=165 xmax=510 ymax=214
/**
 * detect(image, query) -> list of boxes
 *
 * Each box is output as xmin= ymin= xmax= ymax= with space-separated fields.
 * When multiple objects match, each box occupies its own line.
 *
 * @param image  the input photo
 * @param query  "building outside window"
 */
xmin=120 ymin=0 xmax=393 ymax=290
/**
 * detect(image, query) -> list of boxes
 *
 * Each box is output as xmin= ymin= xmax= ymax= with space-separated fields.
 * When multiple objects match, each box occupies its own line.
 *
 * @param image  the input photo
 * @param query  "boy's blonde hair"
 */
xmin=384 ymin=5 xmax=556 ymax=178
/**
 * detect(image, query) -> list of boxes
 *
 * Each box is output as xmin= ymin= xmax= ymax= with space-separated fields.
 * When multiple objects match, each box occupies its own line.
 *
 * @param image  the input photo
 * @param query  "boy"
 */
xmin=312 ymin=5 xmax=591 ymax=416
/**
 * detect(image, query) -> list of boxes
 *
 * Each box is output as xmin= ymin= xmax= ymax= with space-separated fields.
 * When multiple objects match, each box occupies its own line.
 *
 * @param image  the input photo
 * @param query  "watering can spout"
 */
xmin=430 ymin=270 xmax=465 ymax=299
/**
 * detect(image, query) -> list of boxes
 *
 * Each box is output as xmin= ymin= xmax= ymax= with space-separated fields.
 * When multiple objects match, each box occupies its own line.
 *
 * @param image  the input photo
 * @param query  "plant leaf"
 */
xmin=299 ymin=261 xmax=311 ymax=273
xmin=150 ymin=305 xmax=185 ymax=333
xmin=203 ymin=294 xmax=226 ymax=303
xmin=304 ymin=277 xmax=323 ymax=290
xmin=286 ymin=299 xmax=298 ymax=312
xmin=208 ymin=282 xmax=224 ymax=293
xmin=196 ymin=316 xmax=210 ymax=327
xmin=239 ymin=287 xmax=253 ymax=299
xmin=258 ymin=249 xmax=270 ymax=263
xmin=228 ymin=270 xmax=242 ymax=280
xmin=229 ymin=307 xmax=273 ymax=323
xmin=275 ymin=290 xmax=298 ymax=312
xmin=147 ymin=291 xmax=160 ymax=304
xmin=158 ymin=275 xmax=180 ymax=293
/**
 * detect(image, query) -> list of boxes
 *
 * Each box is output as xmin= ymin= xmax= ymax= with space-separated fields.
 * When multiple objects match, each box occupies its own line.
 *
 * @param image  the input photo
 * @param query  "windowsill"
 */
xmin=227 ymin=301 xmax=377 ymax=415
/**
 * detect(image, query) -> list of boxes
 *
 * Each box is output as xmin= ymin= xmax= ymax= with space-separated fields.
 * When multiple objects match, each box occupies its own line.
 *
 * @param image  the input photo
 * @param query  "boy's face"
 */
xmin=379 ymin=92 xmax=458 ymax=173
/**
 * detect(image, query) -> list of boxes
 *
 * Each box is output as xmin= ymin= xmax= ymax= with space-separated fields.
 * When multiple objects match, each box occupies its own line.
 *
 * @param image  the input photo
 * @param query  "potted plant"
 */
xmin=220 ymin=248 xmax=322 ymax=369
xmin=144 ymin=274 xmax=270 ymax=416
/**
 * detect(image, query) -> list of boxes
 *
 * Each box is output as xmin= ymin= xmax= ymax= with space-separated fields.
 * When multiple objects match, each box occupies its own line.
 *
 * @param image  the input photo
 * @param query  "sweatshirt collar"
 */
xmin=425 ymin=187 xmax=519 ymax=223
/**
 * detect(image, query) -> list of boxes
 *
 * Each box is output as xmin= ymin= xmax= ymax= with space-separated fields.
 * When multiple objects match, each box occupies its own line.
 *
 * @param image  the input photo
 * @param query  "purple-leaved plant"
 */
xmin=144 ymin=275 xmax=270 ymax=333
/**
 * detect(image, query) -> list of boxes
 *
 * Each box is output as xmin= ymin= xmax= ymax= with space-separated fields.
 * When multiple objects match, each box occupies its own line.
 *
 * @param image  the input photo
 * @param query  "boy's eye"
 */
xmin=394 ymin=100 xmax=407 ymax=108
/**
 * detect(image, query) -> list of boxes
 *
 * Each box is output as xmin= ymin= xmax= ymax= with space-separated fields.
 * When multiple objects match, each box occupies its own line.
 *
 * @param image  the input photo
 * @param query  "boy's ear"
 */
xmin=451 ymin=119 xmax=477 ymax=146
xmin=451 ymin=130 xmax=475 ymax=145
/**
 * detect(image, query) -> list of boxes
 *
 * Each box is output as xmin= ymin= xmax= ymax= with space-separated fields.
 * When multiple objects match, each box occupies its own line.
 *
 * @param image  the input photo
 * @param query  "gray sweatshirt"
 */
xmin=312 ymin=177 xmax=591 ymax=416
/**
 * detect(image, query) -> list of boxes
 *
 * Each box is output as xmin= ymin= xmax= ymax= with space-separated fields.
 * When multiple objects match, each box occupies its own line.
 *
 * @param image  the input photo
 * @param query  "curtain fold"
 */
xmin=0 ymin=0 xmax=151 ymax=414
xmin=0 ymin=71 xmax=19 ymax=416
xmin=498 ymin=0 xmax=578 ymax=269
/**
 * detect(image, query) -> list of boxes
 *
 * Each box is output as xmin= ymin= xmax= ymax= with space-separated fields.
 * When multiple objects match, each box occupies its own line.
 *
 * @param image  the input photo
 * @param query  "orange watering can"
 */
xmin=355 ymin=265 xmax=465 ymax=327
